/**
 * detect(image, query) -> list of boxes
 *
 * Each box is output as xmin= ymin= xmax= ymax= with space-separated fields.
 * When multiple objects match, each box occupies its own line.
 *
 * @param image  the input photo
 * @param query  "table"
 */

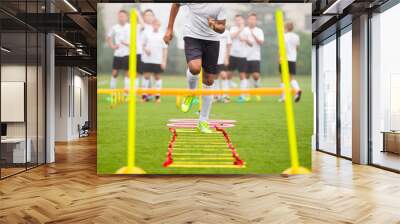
xmin=382 ymin=131 xmax=400 ymax=154
xmin=1 ymin=138 xmax=31 ymax=163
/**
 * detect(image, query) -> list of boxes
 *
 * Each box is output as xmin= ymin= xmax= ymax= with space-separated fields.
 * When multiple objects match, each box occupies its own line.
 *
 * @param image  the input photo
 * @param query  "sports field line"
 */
xmin=172 ymin=161 xmax=240 ymax=165
xmin=174 ymin=142 xmax=227 ymax=145
xmin=174 ymin=141 xmax=227 ymax=144
xmin=169 ymin=164 xmax=246 ymax=168
xmin=175 ymin=136 xmax=225 ymax=139
xmin=171 ymin=153 xmax=233 ymax=156
xmin=173 ymin=157 xmax=234 ymax=161
xmin=172 ymin=148 xmax=232 ymax=152
xmin=173 ymin=145 xmax=228 ymax=149
xmin=175 ymin=130 xmax=220 ymax=134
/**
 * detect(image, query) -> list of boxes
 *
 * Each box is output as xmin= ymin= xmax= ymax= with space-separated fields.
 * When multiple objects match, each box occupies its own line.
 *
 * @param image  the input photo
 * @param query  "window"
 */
xmin=317 ymin=36 xmax=337 ymax=154
xmin=339 ymin=28 xmax=352 ymax=158
xmin=0 ymin=1 xmax=46 ymax=179
xmin=370 ymin=3 xmax=400 ymax=171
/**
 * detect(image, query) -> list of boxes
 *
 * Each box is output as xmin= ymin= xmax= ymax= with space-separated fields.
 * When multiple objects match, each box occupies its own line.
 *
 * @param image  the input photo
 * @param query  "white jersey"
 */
xmin=284 ymin=32 xmax=300 ymax=62
xmin=242 ymin=27 xmax=264 ymax=61
xmin=218 ymin=30 xmax=232 ymax=65
xmin=107 ymin=23 xmax=130 ymax=57
xmin=180 ymin=3 xmax=226 ymax=41
xmin=229 ymin=26 xmax=247 ymax=58
xmin=137 ymin=24 xmax=152 ymax=55
xmin=142 ymin=29 xmax=168 ymax=64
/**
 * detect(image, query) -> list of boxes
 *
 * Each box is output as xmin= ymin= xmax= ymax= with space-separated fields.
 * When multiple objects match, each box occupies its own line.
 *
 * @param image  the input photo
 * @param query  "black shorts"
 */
xmin=279 ymin=61 xmax=296 ymax=75
xmin=228 ymin=56 xmax=247 ymax=73
xmin=184 ymin=37 xmax=219 ymax=74
xmin=246 ymin=60 xmax=260 ymax=73
xmin=112 ymin=56 xmax=129 ymax=70
xmin=216 ymin=64 xmax=227 ymax=74
xmin=143 ymin=63 xmax=163 ymax=74
xmin=137 ymin=54 xmax=144 ymax=74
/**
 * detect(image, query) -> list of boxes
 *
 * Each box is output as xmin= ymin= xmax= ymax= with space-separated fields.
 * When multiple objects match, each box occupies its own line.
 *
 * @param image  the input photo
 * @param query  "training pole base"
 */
xmin=281 ymin=166 xmax=311 ymax=176
xmin=115 ymin=166 xmax=146 ymax=174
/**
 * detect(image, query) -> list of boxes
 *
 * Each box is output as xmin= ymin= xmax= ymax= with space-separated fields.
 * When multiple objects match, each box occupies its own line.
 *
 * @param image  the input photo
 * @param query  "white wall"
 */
xmin=55 ymin=67 xmax=89 ymax=141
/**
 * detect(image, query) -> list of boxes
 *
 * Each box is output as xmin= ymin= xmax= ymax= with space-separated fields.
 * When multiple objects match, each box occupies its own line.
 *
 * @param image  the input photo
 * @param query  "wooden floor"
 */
xmin=1 ymin=135 xmax=400 ymax=224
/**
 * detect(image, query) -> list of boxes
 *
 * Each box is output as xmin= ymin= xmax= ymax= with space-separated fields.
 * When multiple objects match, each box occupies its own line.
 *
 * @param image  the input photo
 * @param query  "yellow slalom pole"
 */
xmin=276 ymin=10 xmax=310 ymax=175
xmin=176 ymin=95 xmax=181 ymax=109
xmin=116 ymin=9 xmax=145 ymax=174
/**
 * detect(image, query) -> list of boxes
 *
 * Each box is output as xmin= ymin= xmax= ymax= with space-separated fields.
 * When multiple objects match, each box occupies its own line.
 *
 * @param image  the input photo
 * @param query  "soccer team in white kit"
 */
xmin=106 ymin=3 xmax=302 ymax=133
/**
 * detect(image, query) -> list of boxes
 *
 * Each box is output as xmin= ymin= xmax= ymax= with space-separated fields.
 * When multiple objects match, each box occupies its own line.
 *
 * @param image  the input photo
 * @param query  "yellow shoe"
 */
xmin=181 ymin=95 xmax=195 ymax=113
xmin=197 ymin=120 xmax=212 ymax=134
xmin=255 ymin=95 xmax=261 ymax=101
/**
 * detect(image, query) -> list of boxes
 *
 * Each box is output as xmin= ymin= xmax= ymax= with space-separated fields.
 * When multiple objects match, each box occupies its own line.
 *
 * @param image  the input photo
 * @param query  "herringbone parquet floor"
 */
xmin=1 ymin=135 xmax=400 ymax=224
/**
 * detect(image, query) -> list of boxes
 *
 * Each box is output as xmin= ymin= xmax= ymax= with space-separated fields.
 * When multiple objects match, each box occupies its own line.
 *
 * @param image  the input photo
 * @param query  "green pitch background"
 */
xmin=97 ymin=75 xmax=313 ymax=174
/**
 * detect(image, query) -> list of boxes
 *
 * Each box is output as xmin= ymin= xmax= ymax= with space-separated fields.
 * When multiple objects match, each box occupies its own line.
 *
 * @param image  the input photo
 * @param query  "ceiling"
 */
xmin=0 ymin=0 xmax=395 ymax=74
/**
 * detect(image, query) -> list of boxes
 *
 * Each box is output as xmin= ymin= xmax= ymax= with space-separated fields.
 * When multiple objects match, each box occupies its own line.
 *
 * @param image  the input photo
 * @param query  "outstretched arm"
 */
xmin=163 ymin=3 xmax=180 ymax=45
xmin=162 ymin=48 xmax=168 ymax=70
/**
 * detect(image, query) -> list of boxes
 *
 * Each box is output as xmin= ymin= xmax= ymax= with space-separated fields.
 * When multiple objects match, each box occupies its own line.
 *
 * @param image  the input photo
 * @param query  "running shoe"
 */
xmin=181 ymin=95 xmax=195 ymax=113
xmin=197 ymin=120 xmax=212 ymax=134
xmin=223 ymin=96 xmax=230 ymax=103
xmin=236 ymin=96 xmax=247 ymax=103
xmin=255 ymin=95 xmax=261 ymax=101
xmin=294 ymin=90 xmax=302 ymax=103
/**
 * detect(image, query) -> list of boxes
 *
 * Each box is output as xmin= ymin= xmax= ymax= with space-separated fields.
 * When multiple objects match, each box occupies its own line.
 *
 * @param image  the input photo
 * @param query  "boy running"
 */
xmin=240 ymin=12 xmax=264 ymax=102
xmin=142 ymin=19 xmax=168 ymax=103
xmin=107 ymin=10 xmax=130 ymax=96
xmin=279 ymin=21 xmax=302 ymax=102
xmin=164 ymin=3 xmax=226 ymax=133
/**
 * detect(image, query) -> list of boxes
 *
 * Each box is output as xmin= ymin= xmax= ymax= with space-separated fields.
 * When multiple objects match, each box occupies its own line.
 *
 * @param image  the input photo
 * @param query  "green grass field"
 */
xmin=97 ymin=74 xmax=312 ymax=174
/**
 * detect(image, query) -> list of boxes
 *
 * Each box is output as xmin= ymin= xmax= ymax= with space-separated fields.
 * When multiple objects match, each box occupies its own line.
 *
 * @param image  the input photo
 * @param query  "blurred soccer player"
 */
xmin=240 ymin=12 xmax=264 ymax=102
xmin=279 ymin=21 xmax=301 ymax=103
xmin=164 ymin=3 xmax=226 ymax=133
xmin=107 ymin=10 xmax=130 ymax=98
xmin=142 ymin=19 xmax=168 ymax=103
xmin=228 ymin=15 xmax=247 ymax=93
xmin=216 ymin=29 xmax=232 ymax=103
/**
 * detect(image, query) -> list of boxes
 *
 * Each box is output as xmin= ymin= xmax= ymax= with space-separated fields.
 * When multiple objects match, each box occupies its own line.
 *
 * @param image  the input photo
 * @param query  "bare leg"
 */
xmin=290 ymin=76 xmax=302 ymax=102
xmin=186 ymin=59 xmax=201 ymax=89
xmin=220 ymin=70 xmax=230 ymax=102
xmin=154 ymin=73 xmax=162 ymax=103
xmin=199 ymin=71 xmax=216 ymax=122
xmin=252 ymin=72 xmax=261 ymax=88
xmin=142 ymin=72 xmax=151 ymax=102
xmin=110 ymin=69 xmax=118 ymax=89
xmin=124 ymin=70 xmax=130 ymax=96
xmin=239 ymin=72 xmax=248 ymax=99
